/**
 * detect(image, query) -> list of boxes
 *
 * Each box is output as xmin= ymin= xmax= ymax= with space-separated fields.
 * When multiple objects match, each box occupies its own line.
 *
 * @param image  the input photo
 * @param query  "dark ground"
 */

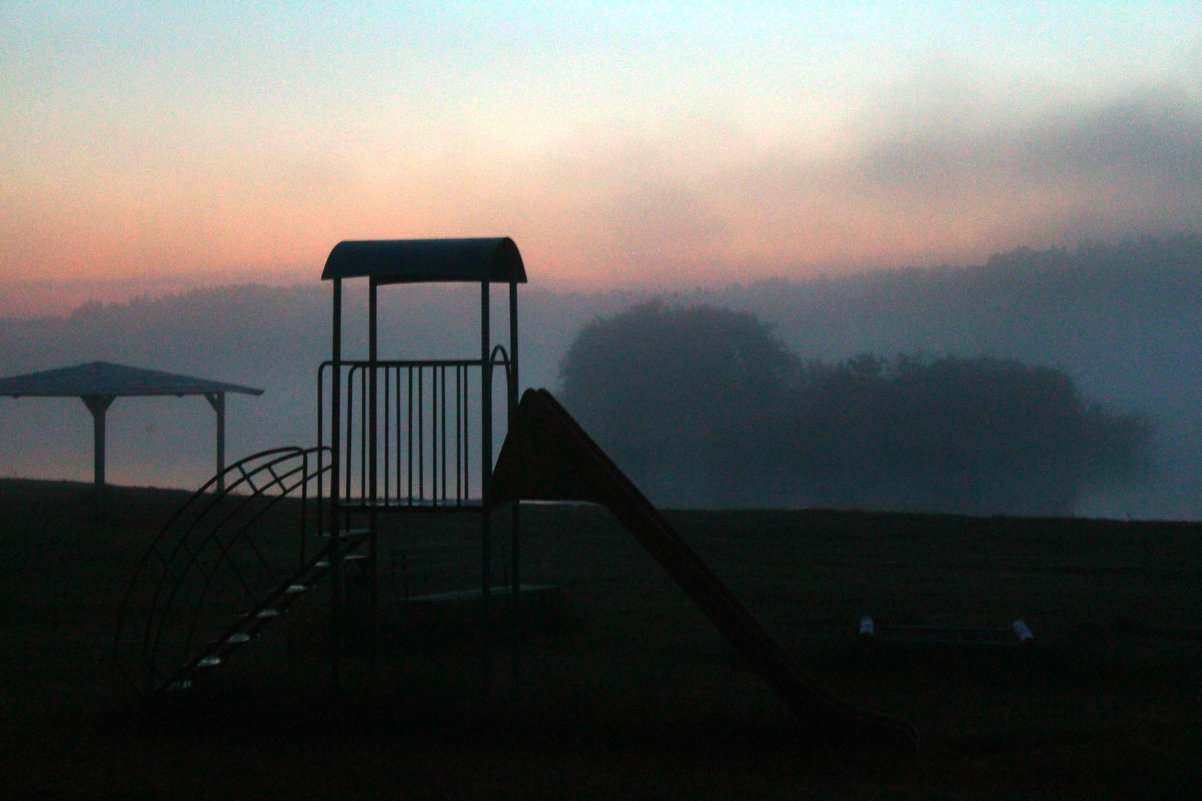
xmin=1 ymin=478 xmax=1200 ymax=799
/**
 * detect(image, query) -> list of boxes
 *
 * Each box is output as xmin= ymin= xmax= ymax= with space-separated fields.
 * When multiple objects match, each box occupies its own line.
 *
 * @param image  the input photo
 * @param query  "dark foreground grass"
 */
xmin=1 ymin=478 xmax=1200 ymax=799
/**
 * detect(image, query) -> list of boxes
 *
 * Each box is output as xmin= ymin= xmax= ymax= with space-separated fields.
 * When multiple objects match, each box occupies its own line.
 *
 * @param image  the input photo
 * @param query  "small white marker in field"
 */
xmin=1012 ymin=620 xmax=1034 ymax=643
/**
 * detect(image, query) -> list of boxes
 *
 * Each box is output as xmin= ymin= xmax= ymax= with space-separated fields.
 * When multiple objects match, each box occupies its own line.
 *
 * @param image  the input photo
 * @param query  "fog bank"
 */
xmin=2 ymin=235 xmax=1198 ymax=519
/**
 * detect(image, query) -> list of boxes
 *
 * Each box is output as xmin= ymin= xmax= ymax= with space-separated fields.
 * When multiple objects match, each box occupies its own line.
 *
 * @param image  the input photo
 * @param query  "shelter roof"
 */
xmin=321 ymin=237 xmax=526 ymax=284
xmin=0 ymin=361 xmax=264 ymax=398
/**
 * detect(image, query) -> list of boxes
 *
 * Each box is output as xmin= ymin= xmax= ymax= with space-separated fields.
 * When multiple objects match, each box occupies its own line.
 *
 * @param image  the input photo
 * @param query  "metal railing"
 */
xmin=319 ymin=349 xmax=513 ymax=510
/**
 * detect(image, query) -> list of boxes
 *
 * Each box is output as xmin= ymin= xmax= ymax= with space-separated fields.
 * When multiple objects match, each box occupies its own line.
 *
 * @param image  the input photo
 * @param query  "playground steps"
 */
xmin=160 ymin=529 xmax=370 ymax=693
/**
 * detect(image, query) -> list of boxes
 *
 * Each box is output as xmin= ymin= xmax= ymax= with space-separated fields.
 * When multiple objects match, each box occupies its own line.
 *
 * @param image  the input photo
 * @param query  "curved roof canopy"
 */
xmin=321 ymin=237 xmax=526 ymax=284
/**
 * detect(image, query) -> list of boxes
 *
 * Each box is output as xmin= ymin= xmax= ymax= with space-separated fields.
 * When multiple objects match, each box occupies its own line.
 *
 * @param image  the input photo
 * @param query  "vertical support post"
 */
xmin=480 ymin=280 xmax=492 ymax=677
xmin=369 ymin=278 xmax=378 ymax=505
xmin=81 ymin=394 xmax=115 ymax=496
xmin=204 ymin=392 xmax=226 ymax=492
xmin=508 ymin=280 xmax=522 ymax=678
xmin=508 ymin=281 xmax=519 ymax=425
xmin=367 ymin=277 xmax=379 ymax=645
xmin=329 ymin=277 xmax=344 ymax=686
xmin=481 ymin=280 xmax=493 ymax=504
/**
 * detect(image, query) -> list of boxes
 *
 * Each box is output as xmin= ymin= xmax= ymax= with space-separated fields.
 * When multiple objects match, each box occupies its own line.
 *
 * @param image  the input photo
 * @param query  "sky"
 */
xmin=3 ymin=2 xmax=1201 ymax=316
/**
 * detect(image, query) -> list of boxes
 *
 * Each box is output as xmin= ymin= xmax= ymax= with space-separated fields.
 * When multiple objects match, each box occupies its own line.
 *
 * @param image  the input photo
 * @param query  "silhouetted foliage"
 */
xmin=559 ymin=302 xmax=1153 ymax=514
xmin=1 ymin=234 xmax=1188 ymax=514
xmin=788 ymin=353 xmax=1153 ymax=515
xmin=560 ymin=301 xmax=802 ymax=506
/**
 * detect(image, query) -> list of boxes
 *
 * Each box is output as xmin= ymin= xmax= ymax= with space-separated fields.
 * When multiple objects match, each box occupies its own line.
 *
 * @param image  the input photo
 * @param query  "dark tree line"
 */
xmin=559 ymin=301 xmax=1152 ymax=515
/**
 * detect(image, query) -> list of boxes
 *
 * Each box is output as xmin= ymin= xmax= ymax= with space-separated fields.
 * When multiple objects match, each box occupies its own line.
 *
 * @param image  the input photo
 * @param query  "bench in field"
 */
xmin=858 ymin=616 xmax=1035 ymax=648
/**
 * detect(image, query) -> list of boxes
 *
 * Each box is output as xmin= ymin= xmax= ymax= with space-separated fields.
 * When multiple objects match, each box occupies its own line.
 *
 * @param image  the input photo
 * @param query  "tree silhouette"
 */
xmin=788 ymin=354 xmax=1153 ymax=515
xmin=559 ymin=300 xmax=801 ymax=507
xmin=560 ymin=302 xmax=1153 ymax=514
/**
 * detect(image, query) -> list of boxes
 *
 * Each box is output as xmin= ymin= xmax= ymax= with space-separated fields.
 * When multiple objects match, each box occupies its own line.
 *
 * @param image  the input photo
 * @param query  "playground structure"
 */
xmin=114 ymin=237 xmax=919 ymax=754
xmin=115 ymin=237 xmax=524 ymax=693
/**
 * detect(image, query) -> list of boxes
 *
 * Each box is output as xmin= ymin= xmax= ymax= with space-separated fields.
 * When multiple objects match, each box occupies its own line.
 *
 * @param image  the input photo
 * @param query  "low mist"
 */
xmin=1 ymin=234 xmax=1199 ymax=519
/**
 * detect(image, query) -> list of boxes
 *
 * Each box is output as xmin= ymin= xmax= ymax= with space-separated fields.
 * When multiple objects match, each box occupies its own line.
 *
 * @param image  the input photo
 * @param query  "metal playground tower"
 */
xmin=114 ymin=238 xmax=526 ymax=694
xmin=318 ymin=238 xmax=526 ymax=660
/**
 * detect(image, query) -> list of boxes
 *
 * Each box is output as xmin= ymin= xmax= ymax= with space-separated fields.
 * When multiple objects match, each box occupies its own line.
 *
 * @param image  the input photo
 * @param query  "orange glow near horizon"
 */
xmin=3 ymin=4 xmax=1201 ymax=316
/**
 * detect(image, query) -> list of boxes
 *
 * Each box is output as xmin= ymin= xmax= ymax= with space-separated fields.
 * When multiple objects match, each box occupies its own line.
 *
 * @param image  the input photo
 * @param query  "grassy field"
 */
xmin=1 ymin=478 xmax=1200 ymax=799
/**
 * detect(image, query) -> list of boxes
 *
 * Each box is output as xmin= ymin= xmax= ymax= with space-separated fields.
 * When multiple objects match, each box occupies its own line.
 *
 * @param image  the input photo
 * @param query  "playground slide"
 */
xmin=491 ymin=389 xmax=918 ymax=754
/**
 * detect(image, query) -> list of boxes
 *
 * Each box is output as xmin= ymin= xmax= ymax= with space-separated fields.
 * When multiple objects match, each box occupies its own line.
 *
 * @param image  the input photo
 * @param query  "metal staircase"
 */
xmin=113 ymin=446 xmax=363 ymax=694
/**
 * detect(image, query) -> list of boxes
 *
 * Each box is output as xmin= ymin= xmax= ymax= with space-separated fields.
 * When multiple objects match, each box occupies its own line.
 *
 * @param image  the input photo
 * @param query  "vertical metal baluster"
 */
xmin=463 ymin=367 xmax=470 ymax=504
xmin=359 ymin=364 xmax=367 ymax=502
xmin=455 ymin=364 xmax=463 ymax=504
xmin=407 ymin=367 xmax=414 ymax=505
xmin=440 ymin=364 xmax=448 ymax=505
xmin=394 ymin=366 xmax=402 ymax=502
xmin=427 ymin=360 xmax=437 ymax=500
xmin=383 ymin=365 xmax=391 ymax=505
xmin=346 ymin=366 xmax=355 ymax=501
xmin=418 ymin=366 xmax=425 ymax=504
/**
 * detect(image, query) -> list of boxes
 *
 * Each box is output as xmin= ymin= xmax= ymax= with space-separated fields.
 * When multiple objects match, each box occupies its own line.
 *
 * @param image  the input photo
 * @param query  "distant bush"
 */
xmin=559 ymin=302 xmax=1152 ymax=514
xmin=786 ymin=353 xmax=1153 ymax=515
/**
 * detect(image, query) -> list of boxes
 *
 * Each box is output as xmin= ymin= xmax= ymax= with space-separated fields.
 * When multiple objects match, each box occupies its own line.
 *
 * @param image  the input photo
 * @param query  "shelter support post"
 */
xmin=0 ymin=362 xmax=261 ymax=503
xmin=81 ymin=394 xmax=115 ymax=493
xmin=204 ymin=392 xmax=226 ymax=492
